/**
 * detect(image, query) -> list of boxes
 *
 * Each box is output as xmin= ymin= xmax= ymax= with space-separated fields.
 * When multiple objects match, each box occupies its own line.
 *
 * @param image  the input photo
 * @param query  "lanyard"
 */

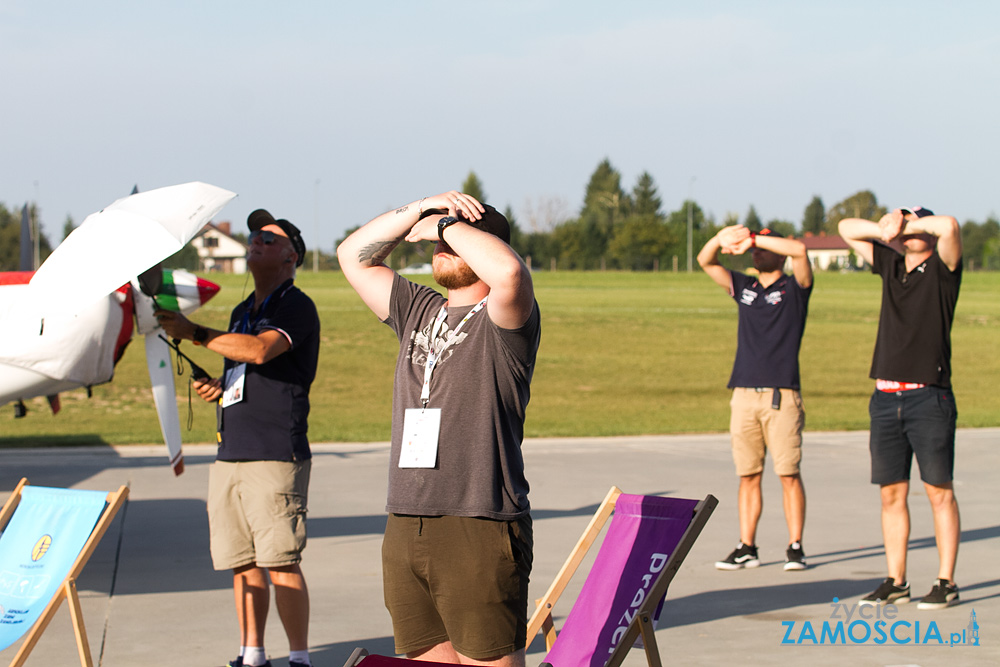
xmin=420 ymin=296 xmax=488 ymax=407
xmin=238 ymin=282 xmax=292 ymax=334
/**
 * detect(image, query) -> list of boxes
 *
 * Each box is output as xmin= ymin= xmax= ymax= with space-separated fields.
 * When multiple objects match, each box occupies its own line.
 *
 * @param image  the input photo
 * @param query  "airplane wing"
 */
xmin=27 ymin=182 xmax=236 ymax=316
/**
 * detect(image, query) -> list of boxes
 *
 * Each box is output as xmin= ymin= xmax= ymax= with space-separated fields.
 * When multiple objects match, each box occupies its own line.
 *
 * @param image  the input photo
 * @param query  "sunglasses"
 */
xmin=249 ymin=229 xmax=285 ymax=245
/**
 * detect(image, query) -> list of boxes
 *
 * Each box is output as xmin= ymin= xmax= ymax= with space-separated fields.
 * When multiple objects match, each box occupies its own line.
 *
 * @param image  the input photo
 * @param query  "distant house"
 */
xmin=800 ymin=232 xmax=865 ymax=271
xmin=195 ymin=222 xmax=247 ymax=274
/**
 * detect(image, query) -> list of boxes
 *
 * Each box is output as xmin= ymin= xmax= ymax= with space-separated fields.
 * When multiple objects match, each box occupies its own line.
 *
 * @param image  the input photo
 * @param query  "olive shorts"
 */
xmin=382 ymin=513 xmax=532 ymax=659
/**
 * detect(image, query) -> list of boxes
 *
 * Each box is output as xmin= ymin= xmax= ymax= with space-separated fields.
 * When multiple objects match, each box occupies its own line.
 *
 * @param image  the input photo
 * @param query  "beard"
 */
xmin=433 ymin=258 xmax=480 ymax=290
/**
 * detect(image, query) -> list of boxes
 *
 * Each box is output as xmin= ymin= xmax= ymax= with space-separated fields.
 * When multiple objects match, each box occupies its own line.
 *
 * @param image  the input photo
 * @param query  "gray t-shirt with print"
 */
xmin=383 ymin=274 xmax=541 ymax=520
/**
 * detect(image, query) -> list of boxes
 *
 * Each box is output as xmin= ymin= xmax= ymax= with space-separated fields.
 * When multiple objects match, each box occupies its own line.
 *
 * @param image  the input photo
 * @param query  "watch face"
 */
xmin=438 ymin=216 xmax=459 ymax=240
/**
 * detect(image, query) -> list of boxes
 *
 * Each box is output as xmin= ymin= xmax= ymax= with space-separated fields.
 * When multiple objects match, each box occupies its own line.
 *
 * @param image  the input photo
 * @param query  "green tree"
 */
xmin=163 ymin=243 xmax=201 ymax=270
xmin=826 ymin=190 xmax=886 ymax=234
xmin=462 ymin=171 xmax=487 ymax=203
xmin=802 ymin=196 xmax=825 ymax=235
xmin=504 ymin=205 xmax=526 ymax=257
xmin=608 ymin=215 xmax=673 ymax=270
xmin=62 ymin=214 xmax=76 ymax=242
xmin=765 ymin=219 xmax=797 ymax=238
xmin=664 ymin=200 xmax=710 ymax=269
xmin=630 ymin=171 xmax=663 ymax=218
xmin=0 ymin=202 xmax=53 ymax=270
xmin=744 ymin=206 xmax=762 ymax=232
xmin=577 ymin=159 xmax=630 ymax=265
xmin=962 ymin=217 xmax=1000 ymax=270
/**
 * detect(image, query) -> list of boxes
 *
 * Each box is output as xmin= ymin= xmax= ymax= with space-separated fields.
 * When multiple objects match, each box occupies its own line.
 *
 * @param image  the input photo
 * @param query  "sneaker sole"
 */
xmin=917 ymin=597 xmax=958 ymax=610
xmin=715 ymin=559 xmax=760 ymax=570
xmin=783 ymin=561 xmax=807 ymax=571
xmin=859 ymin=595 xmax=910 ymax=606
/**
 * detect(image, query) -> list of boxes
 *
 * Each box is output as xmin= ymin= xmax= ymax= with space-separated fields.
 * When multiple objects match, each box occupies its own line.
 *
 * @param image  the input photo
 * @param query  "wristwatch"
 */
xmin=437 ymin=216 xmax=460 ymax=242
xmin=192 ymin=325 xmax=209 ymax=345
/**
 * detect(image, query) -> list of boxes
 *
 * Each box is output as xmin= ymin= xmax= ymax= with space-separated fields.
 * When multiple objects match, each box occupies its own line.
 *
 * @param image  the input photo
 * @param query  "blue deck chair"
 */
xmin=0 ymin=478 xmax=129 ymax=667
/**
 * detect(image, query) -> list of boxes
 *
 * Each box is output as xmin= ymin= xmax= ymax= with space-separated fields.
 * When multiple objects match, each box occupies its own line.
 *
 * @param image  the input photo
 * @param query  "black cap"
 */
xmin=757 ymin=228 xmax=785 ymax=239
xmin=247 ymin=209 xmax=306 ymax=267
xmin=900 ymin=206 xmax=934 ymax=218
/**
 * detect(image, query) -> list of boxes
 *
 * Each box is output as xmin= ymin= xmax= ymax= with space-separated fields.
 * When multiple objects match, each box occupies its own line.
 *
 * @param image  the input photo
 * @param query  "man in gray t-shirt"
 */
xmin=338 ymin=190 xmax=540 ymax=666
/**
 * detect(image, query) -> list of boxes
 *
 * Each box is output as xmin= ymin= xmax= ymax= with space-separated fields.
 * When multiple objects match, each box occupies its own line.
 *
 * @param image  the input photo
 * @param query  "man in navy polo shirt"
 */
xmin=840 ymin=206 xmax=963 ymax=610
xmin=698 ymin=225 xmax=813 ymax=572
xmin=157 ymin=209 xmax=320 ymax=667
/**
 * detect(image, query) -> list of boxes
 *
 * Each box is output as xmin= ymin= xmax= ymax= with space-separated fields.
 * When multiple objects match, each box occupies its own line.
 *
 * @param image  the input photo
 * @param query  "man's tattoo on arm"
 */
xmin=358 ymin=237 xmax=404 ymax=266
xmin=395 ymin=204 xmax=409 ymax=214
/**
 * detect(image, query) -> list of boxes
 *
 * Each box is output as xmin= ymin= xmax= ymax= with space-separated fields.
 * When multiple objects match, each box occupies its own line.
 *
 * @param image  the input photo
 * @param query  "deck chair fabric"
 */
xmin=0 ymin=478 xmax=128 ymax=667
xmin=528 ymin=487 xmax=717 ymax=667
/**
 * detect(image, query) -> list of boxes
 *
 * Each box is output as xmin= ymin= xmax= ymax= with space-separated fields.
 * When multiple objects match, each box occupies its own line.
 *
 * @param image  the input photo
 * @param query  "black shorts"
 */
xmin=868 ymin=387 xmax=957 ymax=486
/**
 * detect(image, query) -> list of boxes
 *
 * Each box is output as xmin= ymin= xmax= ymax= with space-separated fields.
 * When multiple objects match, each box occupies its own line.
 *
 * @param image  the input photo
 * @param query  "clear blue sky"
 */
xmin=3 ymin=1 xmax=998 ymax=253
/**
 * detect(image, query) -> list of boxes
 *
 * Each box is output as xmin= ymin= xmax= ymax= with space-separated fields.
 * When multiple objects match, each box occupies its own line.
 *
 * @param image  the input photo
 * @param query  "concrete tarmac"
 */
xmin=1 ymin=429 xmax=997 ymax=667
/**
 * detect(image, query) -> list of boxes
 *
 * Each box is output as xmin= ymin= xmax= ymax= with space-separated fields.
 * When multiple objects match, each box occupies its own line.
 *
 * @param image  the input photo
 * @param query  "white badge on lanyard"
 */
xmin=221 ymin=363 xmax=246 ymax=408
xmin=397 ymin=296 xmax=488 ymax=469
xmin=399 ymin=408 xmax=442 ymax=468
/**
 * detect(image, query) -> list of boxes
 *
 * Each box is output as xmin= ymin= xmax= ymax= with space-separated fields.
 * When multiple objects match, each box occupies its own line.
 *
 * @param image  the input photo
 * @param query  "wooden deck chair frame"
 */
xmin=526 ymin=486 xmax=717 ymax=667
xmin=0 ymin=478 xmax=129 ymax=667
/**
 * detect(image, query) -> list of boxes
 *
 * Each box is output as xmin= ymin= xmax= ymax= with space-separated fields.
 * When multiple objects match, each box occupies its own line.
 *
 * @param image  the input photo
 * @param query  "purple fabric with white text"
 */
xmin=545 ymin=494 xmax=699 ymax=667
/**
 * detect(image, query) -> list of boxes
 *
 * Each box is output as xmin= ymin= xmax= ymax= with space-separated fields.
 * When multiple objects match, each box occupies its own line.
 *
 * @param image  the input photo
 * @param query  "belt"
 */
xmin=876 ymin=379 xmax=927 ymax=393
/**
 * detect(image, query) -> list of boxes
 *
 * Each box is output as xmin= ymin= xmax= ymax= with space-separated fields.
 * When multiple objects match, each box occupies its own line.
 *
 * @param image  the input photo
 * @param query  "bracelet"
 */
xmin=417 ymin=197 xmax=427 ymax=217
xmin=750 ymin=232 xmax=757 ymax=248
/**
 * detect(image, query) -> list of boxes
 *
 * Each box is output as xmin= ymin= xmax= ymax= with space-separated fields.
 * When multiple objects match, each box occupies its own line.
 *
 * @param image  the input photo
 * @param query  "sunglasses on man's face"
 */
xmin=249 ymin=229 xmax=285 ymax=245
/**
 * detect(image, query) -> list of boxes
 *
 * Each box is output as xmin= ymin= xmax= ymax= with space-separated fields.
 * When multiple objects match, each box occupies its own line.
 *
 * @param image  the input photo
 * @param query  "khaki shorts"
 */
xmin=382 ymin=513 xmax=532 ymax=659
xmin=729 ymin=388 xmax=805 ymax=477
xmin=207 ymin=459 xmax=310 ymax=570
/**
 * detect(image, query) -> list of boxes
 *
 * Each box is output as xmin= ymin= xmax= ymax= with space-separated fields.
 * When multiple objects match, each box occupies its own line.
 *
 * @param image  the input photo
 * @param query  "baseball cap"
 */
xmin=757 ymin=228 xmax=784 ymax=239
xmin=469 ymin=204 xmax=511 ymax=244
xmin=247 ymin=209 xmax=306 ymax=267
xmin=900 ymin=206 xmax=934 ymax=218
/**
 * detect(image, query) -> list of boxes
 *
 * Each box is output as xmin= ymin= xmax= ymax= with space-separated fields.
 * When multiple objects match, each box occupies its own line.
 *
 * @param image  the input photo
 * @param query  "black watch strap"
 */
xmin=437 ymin=216 xmax=460 ymax=242
xmin=193 ymin=325 xmax=209 ymax=344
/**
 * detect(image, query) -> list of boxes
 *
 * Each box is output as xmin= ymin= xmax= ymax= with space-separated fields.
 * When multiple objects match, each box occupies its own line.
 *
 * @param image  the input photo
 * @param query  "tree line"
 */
xmin=4 ymin=165 xmax=1000 ymax=272
xmin=357 ymin=160 xmax=1000 ymax=273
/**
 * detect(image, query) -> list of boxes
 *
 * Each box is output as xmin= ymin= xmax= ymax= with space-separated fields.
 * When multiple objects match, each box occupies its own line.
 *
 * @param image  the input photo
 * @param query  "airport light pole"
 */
xmin=686 ymin=176 xmax=696 ymax=272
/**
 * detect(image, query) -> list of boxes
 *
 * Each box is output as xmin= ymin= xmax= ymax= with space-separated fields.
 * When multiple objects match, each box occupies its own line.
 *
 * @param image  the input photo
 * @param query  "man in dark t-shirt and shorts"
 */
xmin=158 ymin=209 xmax=320 ymax=667
xmin=338 ymin=191 xmax=539 ymax=666
xmin=840 ymin=206 xmax=963 ymax=611
xmin=698 ymin=225 xmax=813 ymax=572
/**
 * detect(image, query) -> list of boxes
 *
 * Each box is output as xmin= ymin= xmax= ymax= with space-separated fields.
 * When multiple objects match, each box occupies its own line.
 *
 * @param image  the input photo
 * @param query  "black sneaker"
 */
xmin=715 ymin=542 xmax=760 ymax=570
xmin=917 ymin=579 xmax=959 ymax=610
xmin=860 ymin=577 xmax=910 ymax=606
xmin=784 ymin=541 xmax=807 ymax=570
xmin=228 ymin=660 xmax=272 ymax=667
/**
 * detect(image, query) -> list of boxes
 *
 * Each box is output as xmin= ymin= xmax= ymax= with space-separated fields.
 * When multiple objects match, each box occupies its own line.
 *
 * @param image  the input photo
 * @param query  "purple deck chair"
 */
xmin=342 ymin=487 xmax=716 ymax=667
xmin=527 ymin=487 xmax=717 ymax=667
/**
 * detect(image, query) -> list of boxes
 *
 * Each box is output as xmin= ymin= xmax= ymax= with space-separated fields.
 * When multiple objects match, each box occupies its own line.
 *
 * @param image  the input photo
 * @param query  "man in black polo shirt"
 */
xmin=840 ymin=206 xmax=962 ymax=610
xmin=698 ymin=225 xmax=813 ymax=572
xmin=157 ymin=209 xmax=320 ymax=667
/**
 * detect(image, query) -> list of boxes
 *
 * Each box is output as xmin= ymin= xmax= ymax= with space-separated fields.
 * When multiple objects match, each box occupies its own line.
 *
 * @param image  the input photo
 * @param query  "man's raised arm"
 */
xmin=838 ymin=217 xmax=881 ymax=266
xmin=337 ymin=194 xmax=461 ymax=320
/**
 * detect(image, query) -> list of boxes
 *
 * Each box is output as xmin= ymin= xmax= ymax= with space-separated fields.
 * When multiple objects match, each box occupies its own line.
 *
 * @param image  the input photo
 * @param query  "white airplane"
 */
xmin=0 ymin=182 xmax=236 ymax=475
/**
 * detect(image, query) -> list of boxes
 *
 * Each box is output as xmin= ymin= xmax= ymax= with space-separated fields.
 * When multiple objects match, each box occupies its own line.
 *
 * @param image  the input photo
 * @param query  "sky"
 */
xmin=3 ymin=1 xmax=998 ymax=255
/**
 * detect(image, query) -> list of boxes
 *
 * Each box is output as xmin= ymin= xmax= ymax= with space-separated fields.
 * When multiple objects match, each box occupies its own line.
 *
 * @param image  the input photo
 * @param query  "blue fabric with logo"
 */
xmin=0 ymin=486 xmax=107 ymax=650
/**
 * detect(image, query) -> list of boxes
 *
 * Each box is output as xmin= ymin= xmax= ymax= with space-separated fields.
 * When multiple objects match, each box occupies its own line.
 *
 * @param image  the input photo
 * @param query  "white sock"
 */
xmin=242 ymin=647 xmax=268 ymax=666
xmin=288 ymin=650 xmax=311 ymax=665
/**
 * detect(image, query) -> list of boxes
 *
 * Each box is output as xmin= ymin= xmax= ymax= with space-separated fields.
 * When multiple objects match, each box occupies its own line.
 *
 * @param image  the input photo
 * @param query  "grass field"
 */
xmin=2 ymin=270 xmax=998 ymax=447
